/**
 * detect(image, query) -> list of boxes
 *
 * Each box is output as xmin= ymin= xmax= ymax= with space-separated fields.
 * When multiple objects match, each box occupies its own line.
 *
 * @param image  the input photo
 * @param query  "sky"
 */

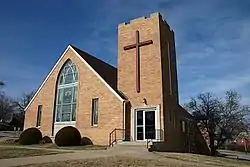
xmin=0 ymin=0 xmax=250 ymax=105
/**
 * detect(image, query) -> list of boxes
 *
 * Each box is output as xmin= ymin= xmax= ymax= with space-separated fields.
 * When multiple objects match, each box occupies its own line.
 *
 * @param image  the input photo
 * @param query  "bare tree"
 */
xmin=184 ymin=90 xmax=250 ymax=156
xmin=0 ymin=93 xmax=15 ymax=122
xmin=0 ymin=81 xmax=15 ymax=122
xmin=11 ymin=91 xmax=35 ymax=129
xmin=15 ymin=91 xmax=35 ymax=112
xmin=216 ymin=91 xmax=249 ymax=148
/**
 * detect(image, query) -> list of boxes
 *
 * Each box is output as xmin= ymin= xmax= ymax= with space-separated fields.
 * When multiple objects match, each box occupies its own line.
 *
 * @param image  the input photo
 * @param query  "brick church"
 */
xmin=24 ymin=12 xmax=208 ymax=153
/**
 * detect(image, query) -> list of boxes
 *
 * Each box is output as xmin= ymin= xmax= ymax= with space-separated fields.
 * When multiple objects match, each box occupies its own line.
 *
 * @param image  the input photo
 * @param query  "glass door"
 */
xmin=136 ymin=110 xmax=144 ymax=140
xmin=145 ymin=111 xmax=156 ymax=139
xmin=135 ymin=109 xmax=156 ymax=140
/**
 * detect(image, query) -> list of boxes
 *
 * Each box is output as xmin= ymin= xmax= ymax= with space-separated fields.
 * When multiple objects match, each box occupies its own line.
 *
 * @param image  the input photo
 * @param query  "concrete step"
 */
xmin=117 ymin=141 xmax=148 ymax=145
xmin=110 ymin=141 xmax=153 ymax=150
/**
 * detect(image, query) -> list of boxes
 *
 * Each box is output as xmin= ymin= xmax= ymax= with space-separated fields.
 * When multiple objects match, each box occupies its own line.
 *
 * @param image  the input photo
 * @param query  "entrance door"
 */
xmin=135 ymin=109 xmax=156 ymax=141
xmin=145 ymin=111 xmax=156 ymax=139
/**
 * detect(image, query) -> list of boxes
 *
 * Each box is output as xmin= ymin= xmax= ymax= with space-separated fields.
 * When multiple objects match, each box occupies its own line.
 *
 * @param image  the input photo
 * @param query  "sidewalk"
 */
xmin=218 ymin=149 xmax=250 ymax=161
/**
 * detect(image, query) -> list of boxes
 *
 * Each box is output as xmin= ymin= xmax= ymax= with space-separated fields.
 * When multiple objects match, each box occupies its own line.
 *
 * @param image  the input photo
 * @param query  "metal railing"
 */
xmin=109 ymin=128 xmax=164 ymax=148
xmin=146 ymin=129 xmax=164 ymax=148
xmin=109 ymin=128 xmax=126 ymax=147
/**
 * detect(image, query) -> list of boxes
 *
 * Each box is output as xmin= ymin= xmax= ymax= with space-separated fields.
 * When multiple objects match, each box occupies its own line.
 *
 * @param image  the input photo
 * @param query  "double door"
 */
xmin=135 ymin=109 xmax=156 ymax=141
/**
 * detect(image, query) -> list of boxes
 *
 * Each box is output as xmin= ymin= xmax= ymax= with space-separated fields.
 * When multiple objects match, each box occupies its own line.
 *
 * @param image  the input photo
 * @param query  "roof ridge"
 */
xmin=69 ymin=44 xmax=117 ymax=70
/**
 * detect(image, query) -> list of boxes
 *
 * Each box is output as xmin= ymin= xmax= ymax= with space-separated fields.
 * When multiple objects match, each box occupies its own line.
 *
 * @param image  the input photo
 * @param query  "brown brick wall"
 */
xmin=159 ymin=16 xmax=182 ymax=149
xmin=118 ymin=12 xmax=188 ymax=150
xmin=118 ymin=13 xmax=164 ymax=132
xmin=24 ymin=47 xmax=124 ymax=145
xmin=24 ymin=12 xmax=198 ymax=152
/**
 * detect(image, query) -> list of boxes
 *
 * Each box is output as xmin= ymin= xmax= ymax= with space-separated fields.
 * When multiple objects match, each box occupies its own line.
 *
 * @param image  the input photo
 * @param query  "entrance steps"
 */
xmin=117 ymin=141 xmax=147 ymax=145
xmin=110 ymin=140 xmax=153 ymax=150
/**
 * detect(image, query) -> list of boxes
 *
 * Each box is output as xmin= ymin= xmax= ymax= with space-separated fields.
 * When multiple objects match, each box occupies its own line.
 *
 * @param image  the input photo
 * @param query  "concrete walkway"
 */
xmin=218 ymin=149 xmax=250 ymax=161
xmin=0 ymin=145 xmax=153 ymax=167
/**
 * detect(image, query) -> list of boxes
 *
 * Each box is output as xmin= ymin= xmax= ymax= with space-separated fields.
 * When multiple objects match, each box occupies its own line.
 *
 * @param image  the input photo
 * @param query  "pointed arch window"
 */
xmin=55 ymin=60 xmax=78 ymax=122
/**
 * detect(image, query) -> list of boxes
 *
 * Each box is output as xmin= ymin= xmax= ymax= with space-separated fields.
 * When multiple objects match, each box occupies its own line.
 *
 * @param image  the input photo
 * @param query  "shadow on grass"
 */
xmin=0 ymin=147 xmax=64 ymax=159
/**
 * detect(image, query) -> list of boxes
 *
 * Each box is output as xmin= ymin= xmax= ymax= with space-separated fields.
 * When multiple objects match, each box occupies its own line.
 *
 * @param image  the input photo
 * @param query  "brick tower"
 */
xmin=117 ymin=12 xmax=179 ymax=146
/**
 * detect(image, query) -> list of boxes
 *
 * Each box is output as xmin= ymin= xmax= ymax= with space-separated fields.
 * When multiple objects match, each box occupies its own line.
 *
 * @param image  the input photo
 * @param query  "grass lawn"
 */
xmin=15 ymin=154 xmax=250 ymax=167
xmin=31 ymin=143 xmax=108 ymax=150
xmin=0 ymin=147 xmax=65 ymax=159
xmin=153 ymin=152 xmax=250 ymax=166
xmin=0 ymin=139 xmax=107 ymax=151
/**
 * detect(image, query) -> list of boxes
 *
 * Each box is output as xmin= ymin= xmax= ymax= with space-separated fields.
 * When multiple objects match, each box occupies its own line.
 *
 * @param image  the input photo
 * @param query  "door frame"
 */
xmin=131 ymin=105 xmax=161 ymax=141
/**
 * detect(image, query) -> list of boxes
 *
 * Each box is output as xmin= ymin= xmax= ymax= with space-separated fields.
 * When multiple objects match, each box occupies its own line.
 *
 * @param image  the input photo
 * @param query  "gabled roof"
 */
xmin=70 ymin=45 xmax=117 ymax=90
xmin=25 ymin=45 xmax=125 ymax=111
xmin=71 ymin=45 xmax=128 ymax=100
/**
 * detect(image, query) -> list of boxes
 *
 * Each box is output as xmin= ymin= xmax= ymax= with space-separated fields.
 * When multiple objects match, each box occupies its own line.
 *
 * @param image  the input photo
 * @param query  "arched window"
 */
xmin=55 ymin=60 xmax=78 ymax=122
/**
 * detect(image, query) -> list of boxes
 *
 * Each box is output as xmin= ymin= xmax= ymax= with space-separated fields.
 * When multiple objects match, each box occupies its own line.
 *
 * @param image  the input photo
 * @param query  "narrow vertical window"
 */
xmin=91 ymin=98 xmax=99 ymax=126
xmin=181 ymin=120 xmax=186 ymax=132
xmin=36 ymin=105 xmax=42 ymax=127
xmin=167 ymin=41 xmax=173 ymax=95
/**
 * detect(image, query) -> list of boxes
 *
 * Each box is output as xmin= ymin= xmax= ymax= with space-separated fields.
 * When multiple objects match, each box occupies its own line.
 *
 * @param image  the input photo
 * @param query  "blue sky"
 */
xmin=0 ymin=0 xmax=250 ymax=105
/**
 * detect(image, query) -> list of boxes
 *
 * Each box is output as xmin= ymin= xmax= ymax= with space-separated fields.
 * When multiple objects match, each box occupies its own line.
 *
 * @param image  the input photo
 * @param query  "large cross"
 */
xmin=123 ymin=30 xmax=153 ymax=93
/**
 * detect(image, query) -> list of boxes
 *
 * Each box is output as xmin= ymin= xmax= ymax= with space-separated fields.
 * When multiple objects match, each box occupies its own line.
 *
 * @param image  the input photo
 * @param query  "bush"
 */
xmin=19 ymin=127 xmax=42 ymax=145
xmin=81 ymin=137 xmax=93 ymax=145
xmin=55 ymin=126 xmax=81 ymax=146
xmin=41 ymin=136 xmax=53 ymax=144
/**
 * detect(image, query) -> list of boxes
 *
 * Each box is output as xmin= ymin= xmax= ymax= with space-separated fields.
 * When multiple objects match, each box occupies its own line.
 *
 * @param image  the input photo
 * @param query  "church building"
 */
xmin=24 ymin=12 xmax=202 ymax=152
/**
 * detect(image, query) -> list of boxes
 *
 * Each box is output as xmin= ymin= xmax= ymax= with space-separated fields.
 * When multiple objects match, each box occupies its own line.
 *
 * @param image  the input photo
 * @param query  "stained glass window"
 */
xmin=55 ymin=60 xmax=78 ymax=122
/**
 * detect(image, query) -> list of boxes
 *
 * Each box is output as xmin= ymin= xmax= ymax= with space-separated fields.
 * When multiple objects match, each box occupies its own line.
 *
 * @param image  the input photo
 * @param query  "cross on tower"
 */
xmin=123 ymin=30 xmax=153 ymax=93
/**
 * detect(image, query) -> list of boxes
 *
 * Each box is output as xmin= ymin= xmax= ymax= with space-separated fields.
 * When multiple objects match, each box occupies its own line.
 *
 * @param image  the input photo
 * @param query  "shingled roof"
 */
xmin=70 ymin=45 xmax=127 ymax=100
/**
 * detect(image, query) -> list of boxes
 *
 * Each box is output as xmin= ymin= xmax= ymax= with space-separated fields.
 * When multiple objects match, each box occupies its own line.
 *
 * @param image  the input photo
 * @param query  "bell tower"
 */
xmin=117 ymin=12 xmax=178 ymax=107
xmin=117 ymin=12 xmax=179 ymax=142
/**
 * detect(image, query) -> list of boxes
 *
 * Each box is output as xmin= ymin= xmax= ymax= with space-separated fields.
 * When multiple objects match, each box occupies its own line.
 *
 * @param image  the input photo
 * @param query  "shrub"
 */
xmin=19 ymin=127 xmax=42 ymax=145
xmin=55 ymin=126 xmax=81 ymax=146
xmin=81 ymin=137 xmax=93 ymax=145
xmin=41 ymin=136 xmax=53 ymax=144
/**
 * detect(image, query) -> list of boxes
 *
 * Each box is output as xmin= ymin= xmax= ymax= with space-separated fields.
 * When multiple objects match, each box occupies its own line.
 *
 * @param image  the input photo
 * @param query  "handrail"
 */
xmin=109 ymin=128 xmax=164 ymax=148
xmin=109 ymin=128 xmax=126 ymax=147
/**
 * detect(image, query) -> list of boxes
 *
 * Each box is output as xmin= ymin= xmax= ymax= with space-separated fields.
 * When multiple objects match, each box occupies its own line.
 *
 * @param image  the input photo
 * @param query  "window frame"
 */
xmin=54 ymin=60 xmax=78 ymax=123
xmin=181 ymin=120 xmax=186 ymax=133
xmin=91 ymin=98 xmax=99 ymax=126
xmin=36 ymin=105 xmax=42 ymax=127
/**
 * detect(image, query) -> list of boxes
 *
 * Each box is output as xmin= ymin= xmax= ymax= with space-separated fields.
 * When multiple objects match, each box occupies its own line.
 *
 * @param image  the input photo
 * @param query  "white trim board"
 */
xmin=130 ymin=105 xmax=161 ymax=142
xmin=25 ymin=45 xmax=124 ymax=111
